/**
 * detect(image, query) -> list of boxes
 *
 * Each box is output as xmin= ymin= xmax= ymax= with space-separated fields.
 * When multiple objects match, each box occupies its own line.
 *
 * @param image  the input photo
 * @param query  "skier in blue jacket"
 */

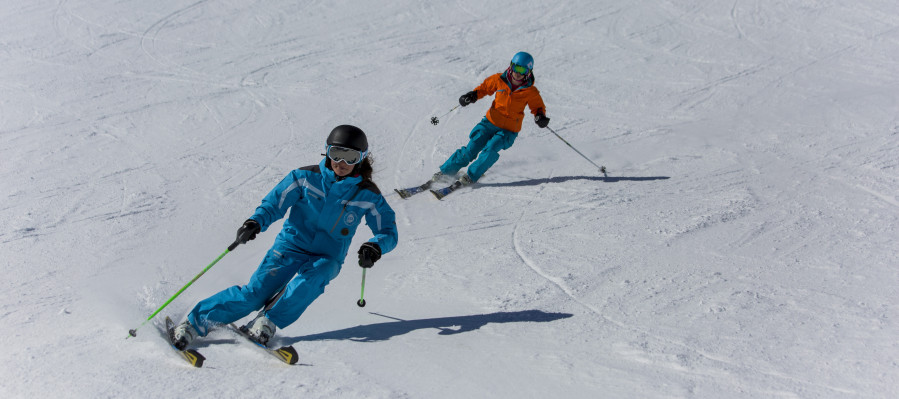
xmin=172 ymin=125 xmax=398 ymax=349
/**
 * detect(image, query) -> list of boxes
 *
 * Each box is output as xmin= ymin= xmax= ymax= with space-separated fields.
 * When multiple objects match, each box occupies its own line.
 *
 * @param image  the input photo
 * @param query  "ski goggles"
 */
xmin=326 ymin=145 xmax=368 ymax=165
xmin=510 ymin=63 xmax=531 ymax=75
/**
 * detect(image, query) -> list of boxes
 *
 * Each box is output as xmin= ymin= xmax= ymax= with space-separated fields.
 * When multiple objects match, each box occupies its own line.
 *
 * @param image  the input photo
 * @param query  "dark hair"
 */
xmin=358 ymin=157 xmax=375 ymax=184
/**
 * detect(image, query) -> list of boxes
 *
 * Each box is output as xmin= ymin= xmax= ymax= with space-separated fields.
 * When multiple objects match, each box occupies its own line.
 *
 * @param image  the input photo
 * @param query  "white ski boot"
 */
xmin=172 ymin=320 xmax=198 ymax=350
xmin=449 ymin=173 xmax=473 ymax=190
xmin=246 ymin=314 xmax=276 ymax=346
xmin=429 ymin=171 xmax=445 ymax=183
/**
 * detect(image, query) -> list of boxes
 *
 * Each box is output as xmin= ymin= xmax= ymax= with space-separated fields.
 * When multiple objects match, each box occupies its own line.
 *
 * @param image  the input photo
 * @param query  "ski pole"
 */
xmin=546 ymin=126 xmax=607 ymax=177
xmin=356 ymin=268 xmax=367 ymax=307
xmin=126 ymin=237 xmax=247 ymax=339
xmin=430 ymin=105 xmax=460 ymax=125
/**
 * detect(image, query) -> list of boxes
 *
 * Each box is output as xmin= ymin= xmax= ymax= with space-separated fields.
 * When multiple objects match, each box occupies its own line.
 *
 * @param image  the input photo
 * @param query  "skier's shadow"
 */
xmin=283 ymin=310 xmax=573 ymax=344
xmin=476 ymin=175 xmax=669 ymax=188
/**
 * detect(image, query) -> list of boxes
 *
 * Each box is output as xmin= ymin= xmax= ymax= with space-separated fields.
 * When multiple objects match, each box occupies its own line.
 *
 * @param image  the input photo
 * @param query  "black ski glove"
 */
xmin=358 ymin=242 xmax=382 ymax=268
xmin=459 ymin=91 xmax=478 ymax=107
xmin=236 ymin=219 xmax=261 ymax=244
xmin=534 ymin=113 xmax=550 ymax=128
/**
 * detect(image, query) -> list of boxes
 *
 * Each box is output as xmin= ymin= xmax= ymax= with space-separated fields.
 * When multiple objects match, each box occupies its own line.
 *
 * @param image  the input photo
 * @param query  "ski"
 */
xmin=163 ymin=316 xmax=205 ymax=368
xmin=229 ymin=323 xmax=299 ymax=365
xmin=394 ymin=182 xmax=432 ymax=199
xmin=429 ymin=185 xmax=456 ymax=200
xmin=430 ymin=180 xmax=467 ymax=200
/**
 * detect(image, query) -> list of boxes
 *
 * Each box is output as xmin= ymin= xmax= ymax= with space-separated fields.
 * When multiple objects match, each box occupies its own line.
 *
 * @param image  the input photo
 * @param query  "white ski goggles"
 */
xmin=326 ymin=145 xmax=368 ymax=165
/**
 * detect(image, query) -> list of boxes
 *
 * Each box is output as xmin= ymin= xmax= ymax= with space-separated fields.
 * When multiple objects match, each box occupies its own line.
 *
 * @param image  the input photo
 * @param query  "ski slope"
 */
xmin=1 ymin=0 xmax=897 ymax=397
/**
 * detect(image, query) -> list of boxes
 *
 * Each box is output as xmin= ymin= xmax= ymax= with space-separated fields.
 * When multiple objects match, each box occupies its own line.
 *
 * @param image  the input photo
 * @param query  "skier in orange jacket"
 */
xmin=434 ymin=51 xmax=550 ymax=188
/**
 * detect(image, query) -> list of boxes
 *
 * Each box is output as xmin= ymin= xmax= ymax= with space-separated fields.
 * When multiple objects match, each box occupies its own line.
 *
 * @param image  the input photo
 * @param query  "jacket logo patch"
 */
xmin=344 ymin=213 xmax=358 ymax=225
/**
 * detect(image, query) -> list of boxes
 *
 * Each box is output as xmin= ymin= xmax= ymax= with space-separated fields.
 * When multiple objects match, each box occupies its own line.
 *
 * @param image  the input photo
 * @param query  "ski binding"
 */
xmin=229 ymin=323 xmax=299 ymax=365
xmin=163 ymin=316 xmax=205 ymax=367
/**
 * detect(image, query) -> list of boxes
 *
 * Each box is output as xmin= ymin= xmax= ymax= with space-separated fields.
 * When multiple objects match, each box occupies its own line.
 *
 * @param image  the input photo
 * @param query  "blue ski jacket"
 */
xmin=249 ymin=158 xmax=398 ymax=263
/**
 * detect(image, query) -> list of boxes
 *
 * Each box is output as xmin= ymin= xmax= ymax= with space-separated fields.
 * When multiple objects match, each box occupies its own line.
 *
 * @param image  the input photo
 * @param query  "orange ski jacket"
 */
xmin=472 ymin=72 xmax=546 ymax=133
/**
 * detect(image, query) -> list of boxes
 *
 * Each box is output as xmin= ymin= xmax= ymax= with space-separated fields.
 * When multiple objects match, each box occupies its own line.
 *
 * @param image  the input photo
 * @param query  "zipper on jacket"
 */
xmin=330 ymin=186 xmax=362 ymax=233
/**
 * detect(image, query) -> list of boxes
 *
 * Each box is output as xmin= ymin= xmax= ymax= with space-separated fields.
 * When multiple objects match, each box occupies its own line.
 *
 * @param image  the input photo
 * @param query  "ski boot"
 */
xmin=446 ymin=173 xmax=473 ymax=191
xmin=430 ymin=173 xmax=472 ymax=199
xmin=245 ymin=314 xmax=276 ymax=346
xmin=430 ymin=171 xmax=446 ymax=184
xmin=456 ymin=173 xmax=473 ymax=186
xmin=172 ymin=320 xmax=199 ymax=350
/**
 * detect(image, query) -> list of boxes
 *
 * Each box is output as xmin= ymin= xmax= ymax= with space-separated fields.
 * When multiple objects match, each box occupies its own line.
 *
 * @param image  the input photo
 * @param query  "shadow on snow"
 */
xmin=284 ymin=309 xmax=573 ymax=344
xmin=477 ymin=175 xmax=669 ymax=188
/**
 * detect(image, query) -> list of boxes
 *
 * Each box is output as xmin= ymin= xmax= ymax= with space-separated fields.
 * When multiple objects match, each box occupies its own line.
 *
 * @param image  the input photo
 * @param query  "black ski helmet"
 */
xmin=327 ymin=125 xmax=368 ymax=152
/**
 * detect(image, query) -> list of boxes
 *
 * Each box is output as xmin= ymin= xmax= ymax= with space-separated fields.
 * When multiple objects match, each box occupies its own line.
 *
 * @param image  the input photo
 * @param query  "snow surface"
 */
xmin=1 ymin=0 xmax=898 ymax=397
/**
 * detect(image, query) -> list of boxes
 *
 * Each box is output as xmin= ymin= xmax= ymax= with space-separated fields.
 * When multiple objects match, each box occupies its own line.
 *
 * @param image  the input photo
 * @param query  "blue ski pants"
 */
xmin=439 ymin=117 xmax=518 ymax=182
xmin=187 ymin=246 xmax=341 ymax=336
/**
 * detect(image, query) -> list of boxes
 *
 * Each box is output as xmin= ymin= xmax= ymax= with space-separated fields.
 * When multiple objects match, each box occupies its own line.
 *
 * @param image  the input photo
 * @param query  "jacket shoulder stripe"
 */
xmin=278 ymin=167 xmax=326 ymax=209
xmin=278 ymin=180 xmax=302 ymax=210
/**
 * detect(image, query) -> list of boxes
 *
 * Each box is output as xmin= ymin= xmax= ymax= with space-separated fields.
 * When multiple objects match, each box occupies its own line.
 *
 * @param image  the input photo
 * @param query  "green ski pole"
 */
xmin=356 ymin=268 xmax=367 ymax=307
xmin=126 ymin=238 xmax=244 ymax=339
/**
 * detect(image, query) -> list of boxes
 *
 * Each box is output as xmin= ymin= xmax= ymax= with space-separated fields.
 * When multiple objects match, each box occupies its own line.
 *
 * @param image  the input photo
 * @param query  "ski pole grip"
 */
xmin=227 ymin=240 xmax=241 ymax=251
xmin=229 ymin=225 xmax=256 ymax=251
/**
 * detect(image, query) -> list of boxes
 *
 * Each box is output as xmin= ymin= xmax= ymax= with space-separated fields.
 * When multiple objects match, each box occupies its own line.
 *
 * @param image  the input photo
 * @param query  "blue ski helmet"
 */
xmin=510 ymin=52 xmax=534 ymax=74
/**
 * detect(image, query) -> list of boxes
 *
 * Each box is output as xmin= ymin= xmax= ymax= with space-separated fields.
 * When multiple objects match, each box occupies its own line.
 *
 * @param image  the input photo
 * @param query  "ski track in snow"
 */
xmin=507 ymin=179 xmax=862 ymax=397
